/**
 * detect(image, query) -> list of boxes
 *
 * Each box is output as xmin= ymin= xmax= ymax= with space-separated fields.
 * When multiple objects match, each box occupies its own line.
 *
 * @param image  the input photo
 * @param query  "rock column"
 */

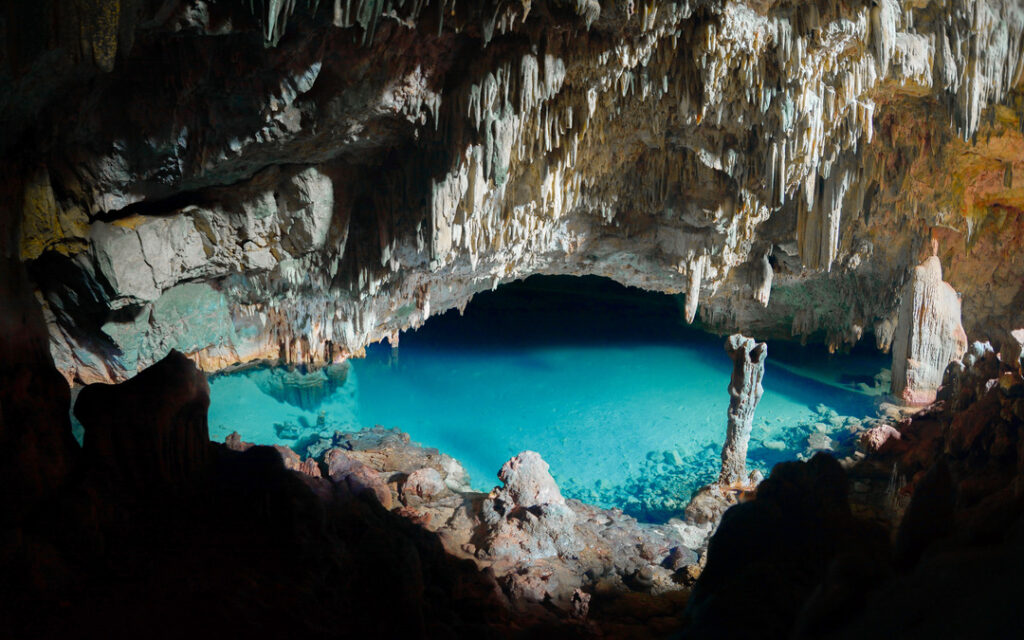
xmin=719 ymin=334 xmax=767 ymax=486
xmin=891 ymin=256 xmax=968 ymax=405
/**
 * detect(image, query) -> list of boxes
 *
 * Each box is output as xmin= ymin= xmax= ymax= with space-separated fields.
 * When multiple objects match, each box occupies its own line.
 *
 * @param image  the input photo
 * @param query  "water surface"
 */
xmin=209 ymin=276 xmax=886 ymax=520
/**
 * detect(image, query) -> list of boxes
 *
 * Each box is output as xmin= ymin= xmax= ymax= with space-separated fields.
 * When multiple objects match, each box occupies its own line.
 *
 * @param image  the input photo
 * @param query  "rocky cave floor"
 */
xmin=2 ymin=342 xmax=1023 ymax=639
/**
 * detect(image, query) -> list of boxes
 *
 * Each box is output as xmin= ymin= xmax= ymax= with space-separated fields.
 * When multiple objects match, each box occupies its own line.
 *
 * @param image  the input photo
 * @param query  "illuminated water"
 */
xmin=208 ymin=276 xmax=887 ymax=521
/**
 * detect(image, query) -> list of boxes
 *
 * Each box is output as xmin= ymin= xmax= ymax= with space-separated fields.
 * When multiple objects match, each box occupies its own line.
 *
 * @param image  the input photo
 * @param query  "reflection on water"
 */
xmin=209 ymin=276 xmax=887 ymax=522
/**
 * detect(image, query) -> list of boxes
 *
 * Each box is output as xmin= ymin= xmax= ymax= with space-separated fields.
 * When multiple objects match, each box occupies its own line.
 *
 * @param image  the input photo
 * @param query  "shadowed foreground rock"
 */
xmin=683 ymin=345 xmax=1024 ymax=638
xmin=75 ymin=351 xmax=212 ymax=492
xmin=2 ymin=351 xmax=712 ymax=638
xmin=683 ymin=453 xmax=892 ymax=639
xmin=0 ymin=353 xmax=560 ymax=638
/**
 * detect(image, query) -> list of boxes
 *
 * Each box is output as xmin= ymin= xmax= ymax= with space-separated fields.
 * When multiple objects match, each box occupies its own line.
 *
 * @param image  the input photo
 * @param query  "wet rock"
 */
xmin=273 ymin=422 xmax=301 ymax=440
xmin=807 ymin=432 xmax=833 ymax=452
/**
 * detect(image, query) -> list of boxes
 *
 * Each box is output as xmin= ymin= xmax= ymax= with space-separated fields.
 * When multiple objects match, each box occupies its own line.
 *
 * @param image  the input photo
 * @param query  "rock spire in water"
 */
xmin=719 ymin=334 xmax=767 ymax=486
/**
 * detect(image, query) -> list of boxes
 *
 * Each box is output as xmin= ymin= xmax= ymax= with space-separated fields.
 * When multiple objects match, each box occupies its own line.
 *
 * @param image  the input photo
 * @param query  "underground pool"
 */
xmin=207 ymin=276 xmax=888 ymax=521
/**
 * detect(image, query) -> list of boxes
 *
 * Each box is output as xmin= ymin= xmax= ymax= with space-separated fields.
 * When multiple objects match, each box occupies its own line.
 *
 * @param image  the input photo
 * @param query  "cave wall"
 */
xmin=2 ymin=0 xmax=1024 ymax=383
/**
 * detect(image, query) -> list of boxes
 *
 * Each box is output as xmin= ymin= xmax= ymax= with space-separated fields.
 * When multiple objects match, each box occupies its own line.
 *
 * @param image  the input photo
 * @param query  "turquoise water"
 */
xmin=208 ymin=276 xmax=887 ymax=521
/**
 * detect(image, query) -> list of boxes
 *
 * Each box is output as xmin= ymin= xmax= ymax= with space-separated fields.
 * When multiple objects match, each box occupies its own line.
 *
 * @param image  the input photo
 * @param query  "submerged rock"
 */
xmin=249 ymin=362 xmax=352 ymax=411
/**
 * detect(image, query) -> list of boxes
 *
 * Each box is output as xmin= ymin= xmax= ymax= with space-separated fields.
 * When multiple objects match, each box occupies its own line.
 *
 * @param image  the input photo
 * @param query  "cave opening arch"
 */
xmin=208 ymin=274 xmax=886 ymax=522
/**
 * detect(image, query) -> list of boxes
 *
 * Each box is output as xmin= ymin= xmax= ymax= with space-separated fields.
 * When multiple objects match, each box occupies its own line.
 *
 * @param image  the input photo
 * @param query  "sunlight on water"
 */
xmin=208 ymin=276 xmax=887 ymax=521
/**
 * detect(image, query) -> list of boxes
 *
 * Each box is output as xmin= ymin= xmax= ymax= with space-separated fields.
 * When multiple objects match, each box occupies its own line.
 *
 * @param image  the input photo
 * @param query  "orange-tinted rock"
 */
xmin=298 ymin=458 xmax=322 ymax=478
xmin=325 ymin=448 xmax=393 ymax=509
xmin=402 ymin=467 xmax=445 ymax=502
xmin=860 ymin=424 xmax=902 ymax=453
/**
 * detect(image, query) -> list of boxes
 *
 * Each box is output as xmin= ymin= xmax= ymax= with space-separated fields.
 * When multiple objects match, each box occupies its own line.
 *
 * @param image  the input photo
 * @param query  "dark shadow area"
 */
xmin=366 ymin=274 xmax=885 ymax=418
xmin=383 ymin=274 xmax=717 ymax=349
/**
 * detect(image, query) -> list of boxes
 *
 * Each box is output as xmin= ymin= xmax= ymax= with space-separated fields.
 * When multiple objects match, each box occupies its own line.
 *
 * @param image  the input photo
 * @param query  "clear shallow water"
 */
xmin=208 ymin=276 xmax=887 ymax=520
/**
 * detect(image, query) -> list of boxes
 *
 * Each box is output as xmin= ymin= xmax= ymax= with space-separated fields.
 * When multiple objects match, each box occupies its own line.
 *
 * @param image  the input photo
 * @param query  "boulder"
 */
xmin=325 ymin=448 xmax=393 ymax=509
xmin=402 ymin=467 xmax=445 ymax=502
xmin=479 ymin=451 xmax=582 ymax=561
xmin=860 ymin=424 xmax=901 ymax=453
xmin=497 ymin=450 xmax=566 ymax=507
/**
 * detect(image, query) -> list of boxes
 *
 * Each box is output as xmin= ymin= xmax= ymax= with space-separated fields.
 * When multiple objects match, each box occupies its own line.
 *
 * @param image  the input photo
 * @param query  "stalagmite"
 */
xmin=719 ymin=334 xmax=767 ymax=486
xmin=891 ymin=256 xmax=968 ymax=405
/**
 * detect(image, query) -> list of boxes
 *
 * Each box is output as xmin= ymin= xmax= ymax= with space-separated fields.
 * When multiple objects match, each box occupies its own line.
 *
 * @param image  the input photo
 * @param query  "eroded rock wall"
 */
xmin=3 ymin=0 xmax=1024 ymax=381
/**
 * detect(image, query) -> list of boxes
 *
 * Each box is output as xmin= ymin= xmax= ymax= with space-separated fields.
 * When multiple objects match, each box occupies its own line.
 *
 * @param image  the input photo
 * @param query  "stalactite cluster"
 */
xmin=3 ymin=0 xmax=1023 ymax=382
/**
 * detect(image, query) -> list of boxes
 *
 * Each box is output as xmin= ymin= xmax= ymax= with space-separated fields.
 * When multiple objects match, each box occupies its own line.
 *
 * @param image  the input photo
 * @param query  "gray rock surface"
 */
xmin=480 ymin=451 xmax=582 ymax=561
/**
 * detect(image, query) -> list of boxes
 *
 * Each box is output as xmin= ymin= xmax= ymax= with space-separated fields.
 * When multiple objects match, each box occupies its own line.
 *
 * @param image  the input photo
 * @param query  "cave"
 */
xmin=207 ymin=274 xmax=887 ymax=522
xmin=3 ymin=1 xmax=1024 ymax=638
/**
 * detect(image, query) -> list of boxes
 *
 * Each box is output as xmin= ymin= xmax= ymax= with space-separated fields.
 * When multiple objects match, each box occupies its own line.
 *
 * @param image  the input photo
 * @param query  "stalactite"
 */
xmin=683 ymin=254 xmax=707 ymax=324
xmin=30 ymin=0 xmax=1024 ymax=383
